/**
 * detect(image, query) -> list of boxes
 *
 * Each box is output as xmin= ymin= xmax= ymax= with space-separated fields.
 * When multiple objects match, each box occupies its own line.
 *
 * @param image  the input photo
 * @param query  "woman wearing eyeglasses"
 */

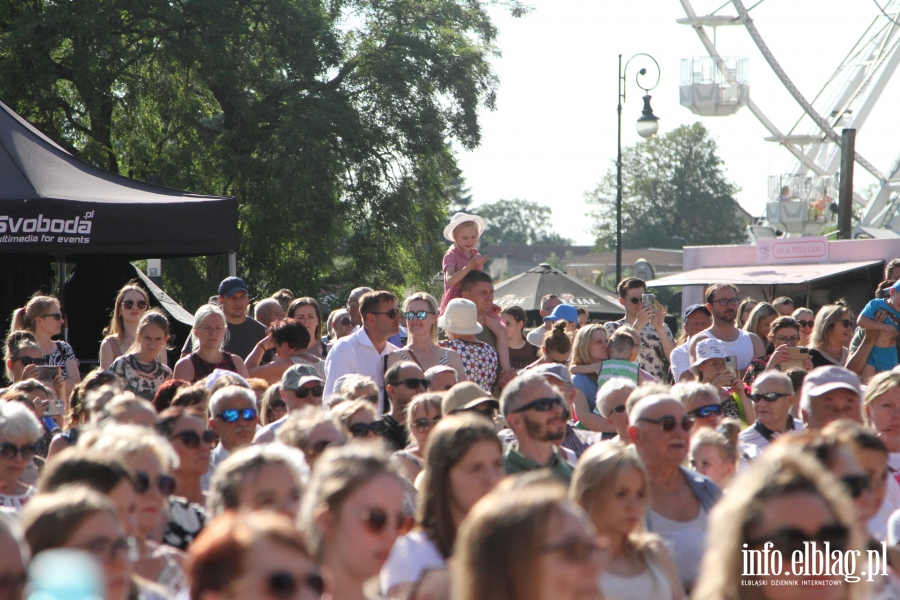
xmin=300 ymin=445 xmax=412 ymax=600
xmin=10 ymin=294 xmax=81 ymax=396
xmin=100 ymin=283 xmax=166 ymax=370
xmin=330 ymin=400 xmax=387 ymax=442
xmin=0 ymin=401 xmax=41 ymax=513
xmin=188 ymin=511 xmax=324 ymax=600
xmin=793 ymin=307 xmax=816 ymax=346
xmin=157 ymin=407 xmax=211 ymax=504
xmin=173 ymin=305 xmax=250 ymax=383
xmin=382 ymin=413 xmax=504 ymax=599
xmin=246 ymin=319 xmax=325 ymax=385
xmin=741 ymin=316 xmax=813 ymax=387
xmin=809 ymin=302 xmax=854 ymax=368
xmin=388 ymin=293 xmax=467 ymax=381
xmin=392 ymin=394 xmax=442 ymax=484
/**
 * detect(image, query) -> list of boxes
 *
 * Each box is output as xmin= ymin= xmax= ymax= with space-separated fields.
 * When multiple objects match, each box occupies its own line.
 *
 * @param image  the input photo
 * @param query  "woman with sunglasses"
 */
xmin=287 ymin=297 xmax=329 ymax=359
xmin=693 ymin=450 xmax=868 ymax=600
xmin=392 ymin=394 xmax=442 ymax=484
xmin=455 ymin=481 xmax=604 ymax=600
xmin=100 ymin=283 xmax=165 ymax=370
xmin=571 ymin=442 xmax=683 ymax=600
xmin=388 ymin=293 xmax=467 ymax=381
xmin=671 ymin=382 xmax=723 ymax=432
xmin=382 ymin=413 xmax=504 ymax=599
xmin=809 ymin=302 xmax=854 ymax=368
xmin=278 ymin=406 xmax=347 ymax=471
xmin=188 ymin=511 xmax=324 ymax=600
xmin=10 ymin=294 xmax=81 ymax=396
xmin=300 ymin=444 xmax=412 ymax=600
xmin=246 ymin=319 xmax=324 ymax=385
xmin=793 ymin=306 xmax=816 ymax=346
xmin=0 ymin=401 xmax=41 ymax=513
xmin=174 ymin=304 xmax=250 ymax=383
xmin=331 ymin=400 xmax=387 ymax=441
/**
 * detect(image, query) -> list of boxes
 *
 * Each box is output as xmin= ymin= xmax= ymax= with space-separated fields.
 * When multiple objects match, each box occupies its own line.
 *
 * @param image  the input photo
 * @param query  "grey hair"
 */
xmin=595 ymin=378 xmax=638 ymax=418
xmin=424 ymin=364 xmax=458 ymax=383
xmin=192 ymin=304 xmax=230 ymax=351
xmin=207 ymin=443 xmax=310 ymax=517
xmin=337 ymin=374 xmax=378 ymax=398
xmin=254 ymin=298 xmax=282 ymax=322
xmin=78 ymin=423 xmax=179 ymax=472
xmin=670 ymin=382 xmax=719 ymax=408
xmin=99 ymin=393 xmax=156 ymax=425
xmin=752 ymin=371 xmax=793 ymax=393
xmin=209 ymin=385 xmax=257 ymax=418
xmin=277 ymin=405 xmax=345 ymax=452
xmin=628 ymin=394 xmax=681 ymax=426
xmin=499 ymin=373 xmax=548 ymax=417
xmin=0 ymin=400 xmax=41 ymax=444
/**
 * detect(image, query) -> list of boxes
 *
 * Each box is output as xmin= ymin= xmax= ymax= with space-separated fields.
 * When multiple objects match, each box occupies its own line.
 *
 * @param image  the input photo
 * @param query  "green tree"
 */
xmin=0 ymin=0 xmax=527 ymax=309
xmin=473 ymin=199 xmax=572 ymax=246
xmin=586 ymin=123 xmax=745 ymax=251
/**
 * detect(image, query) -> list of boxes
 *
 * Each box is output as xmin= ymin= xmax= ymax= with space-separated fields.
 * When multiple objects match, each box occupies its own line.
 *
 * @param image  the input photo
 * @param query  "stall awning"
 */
xmin=646 ymin=260 xmax=882 ymax=287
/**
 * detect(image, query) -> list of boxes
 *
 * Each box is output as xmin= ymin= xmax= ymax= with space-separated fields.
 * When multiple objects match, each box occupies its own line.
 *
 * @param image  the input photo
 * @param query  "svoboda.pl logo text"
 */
xmin=742 ymin=542 xmax=889 ymax=584
xmin=0 ymin=211 xmax=94 ymax=244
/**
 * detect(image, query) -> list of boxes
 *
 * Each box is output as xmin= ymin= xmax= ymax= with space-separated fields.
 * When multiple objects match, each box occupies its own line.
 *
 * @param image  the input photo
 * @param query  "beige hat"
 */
xmin=438 ymin=298 xmax=483 ymax=335
xmin=442 ymin=382 xmax=498 ymax=415
xmin=443 ymin=212 xmax=487 ymax=242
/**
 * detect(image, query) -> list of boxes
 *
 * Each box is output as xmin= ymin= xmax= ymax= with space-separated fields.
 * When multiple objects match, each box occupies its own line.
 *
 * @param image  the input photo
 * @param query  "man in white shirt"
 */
xmin=324 ymin=291 xmax=400 ymax=411
xmin=688 ymin=283 xmax=766 ymax=371
xmin=739 ymin=372 xmax=802 ymax=451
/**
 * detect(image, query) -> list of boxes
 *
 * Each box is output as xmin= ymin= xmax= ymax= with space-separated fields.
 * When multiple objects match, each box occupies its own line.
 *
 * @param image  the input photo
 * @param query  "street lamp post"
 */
xmin=616 ymin=53 xmax=660 ymax=285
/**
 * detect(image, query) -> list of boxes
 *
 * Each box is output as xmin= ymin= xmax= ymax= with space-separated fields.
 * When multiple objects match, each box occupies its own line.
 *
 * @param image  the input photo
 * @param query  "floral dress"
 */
xmin=439 ymin=339 xmax=498 ymax=391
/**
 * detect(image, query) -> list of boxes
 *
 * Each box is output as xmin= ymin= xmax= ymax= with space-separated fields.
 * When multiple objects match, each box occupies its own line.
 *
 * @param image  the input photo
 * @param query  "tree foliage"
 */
xmin=0 ymin=0 xmax=526 ymax=309
xmin=586 ymin=123 xmax=746 ymax=252
xmin=473 ymin=199 xmax=572 ymax=246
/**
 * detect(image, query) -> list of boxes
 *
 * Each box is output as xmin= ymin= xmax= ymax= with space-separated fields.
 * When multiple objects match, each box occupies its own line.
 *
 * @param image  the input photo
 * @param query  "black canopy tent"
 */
xmin=0 ymin=100 xmax=238 ymax=368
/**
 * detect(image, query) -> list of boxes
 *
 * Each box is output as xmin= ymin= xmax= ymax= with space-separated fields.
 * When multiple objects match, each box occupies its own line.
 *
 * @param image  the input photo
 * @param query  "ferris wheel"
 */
xmin=676 ymin=0 xmax=900 ymax=238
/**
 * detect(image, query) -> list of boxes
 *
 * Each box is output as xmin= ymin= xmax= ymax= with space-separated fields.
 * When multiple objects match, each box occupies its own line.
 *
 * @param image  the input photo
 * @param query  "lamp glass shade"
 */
xmin=636 ymin=94 xmax=659 ymax=139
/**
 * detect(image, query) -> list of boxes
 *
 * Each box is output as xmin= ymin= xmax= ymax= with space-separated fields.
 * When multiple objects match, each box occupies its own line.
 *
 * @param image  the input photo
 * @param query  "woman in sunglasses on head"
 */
xmin=388 ymin=293 xmax=467 ymax=381
xmin=10 ymin=293 xmax=81 ymax=396
xmin=300 ymin=444 xmax=412 ymax=600
xmin=246 ymin=319 xmax=324 ymax=385
xmin=0 ymin=401 xmax=42 ymax=513
xmin=100 ymin=283 xmax=164 ymax=370
xmin=391 ymin=393 xmax=442 ymax=485
xmin=382 ymin=412 xmax=504 ymax=599
xmin=809 ymin=302 xmax=855 ymax=368
xmin=188 ymin=511 xmax=324 ymax=600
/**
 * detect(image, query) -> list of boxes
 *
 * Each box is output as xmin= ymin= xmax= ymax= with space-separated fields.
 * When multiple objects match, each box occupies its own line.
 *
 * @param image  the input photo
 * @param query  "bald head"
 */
xmin=629 ymin=395 xmax=684 ymax=426
xmin=752 ymin=372 xmax=793 ymax=395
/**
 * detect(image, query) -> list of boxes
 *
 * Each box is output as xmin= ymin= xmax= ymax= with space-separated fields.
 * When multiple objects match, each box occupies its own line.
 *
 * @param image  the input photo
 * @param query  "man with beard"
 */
xmin=499 ymin=373 xmax=574 ymax=483
xmin=205 ymin=385 xmax=259 ymax=486
xmin=688 ymin=283 xmax=766 ymax=372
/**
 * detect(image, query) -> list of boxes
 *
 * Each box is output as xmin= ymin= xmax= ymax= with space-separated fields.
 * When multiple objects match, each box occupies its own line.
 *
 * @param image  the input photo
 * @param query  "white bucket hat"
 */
xmin=438 ymin=298 xmax=484 ymax=335
xmin=443 ymin=212 xmax=487 ymax=242
xmin=690 ymin=338 xmax=728 ymax=373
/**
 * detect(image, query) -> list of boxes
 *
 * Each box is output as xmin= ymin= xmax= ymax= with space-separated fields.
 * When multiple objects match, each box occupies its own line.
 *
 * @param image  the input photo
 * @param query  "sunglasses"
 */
xmin=11 ymin=355 xmax=45 ymax=366
xmin=0 ymin=442 xmax=37 ymax=461
xmin=774 ymin=335 xmax=801 ymax=344
xmin=838 ymin=319 xmax=853 ymax=329
xmin=637 ymin=415 xmax=695 ymax=432
xmin=398 ymin=378 xmax=428 ymax=389
xmin=611 ymin=404 xmax=626 ymax=414
xmin=361 ymin=508 xmax=414 ymax=536
xmin=404 ymin=311 xmax=435 ymax=321
xmin=216 ymin=408 xmax=258 ymax=423
xmin=336 ymin=317 xmax=353 ymax=327
xmin=412 ymin=417 xmax=442 ymax=432
xmin=75 ymin=536 xmax=132 ymax=564
xmin=263 ymin=571 xmax=326 ymax=599
xmin=541 ymin=536 xmax=606 ymax=564
xmin=688 ymin=404 xmax=722 ymax=419
xmin=349 ymin=420 xmax=388 ymax=438
xmin=122 ymin=299 xmax=148 ymax=310
xmin=750 ymin=392 xmax=792 ymax=403
xmin=41 ymin=313 xmax=63 ymax=321
xmin=746 ymin=523 xmax=849 ymax=555
xmin=513 ymin=396 xmax=565 ymax=413
xmin=170 ymin=429 xmax=216 ymax=448
xmin=134 ymin=472 xmax=177 ymax=495
xmin=293 ymin=385 xmax=325 ymax=398
xmin=841 ymin=474 xmax=871 ymax=499
xmin=796 ymin=319 xmax=815 ymax=328
xmin=627 ymin=297 xmax=642 ymax=304
xmin=268 ymin=399 xmax=287 ymax=412
xmin=371 ymin=309 xmax=401 ymax=319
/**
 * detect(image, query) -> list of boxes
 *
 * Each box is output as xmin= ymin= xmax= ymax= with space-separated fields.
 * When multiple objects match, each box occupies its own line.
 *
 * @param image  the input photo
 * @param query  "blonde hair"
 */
xmin=260 ymin=383 xmax=283 ymax=426
xmin=328 ymin=400 xmax=376 ymax=438
xmin=405 ymin=393 xmax=442 ymax=431
xmin=863 ymin=370 xmax=900 ymax=410
xmin=21 ymin=486 xmax=119 ymax=557
xmin=10 ymin=295 xmax=59 ymax=335
xmin=403 ymin=293 xmax=440 ymax=343
xmin=104 ymin=282 xmax=150 ymax=339
xmin=810 ymin=302 xmax=851 ymax=350
xmin=192 ymin=304 xmax=229 ymax=351
xmin=571 ymin=324 xmax=606 ymax=366
xmin=690 ymin=427 xmax=738 ymax=464
xmin=78 ymin=423 xmax=179 ymax=473
xmin=742 ymin=302 xmax=778 ymax=338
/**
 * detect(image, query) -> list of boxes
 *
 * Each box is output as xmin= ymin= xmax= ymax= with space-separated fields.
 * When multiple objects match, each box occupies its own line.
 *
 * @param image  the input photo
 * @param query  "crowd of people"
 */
xmin=2 ymin=214 xmax=900 ymax=600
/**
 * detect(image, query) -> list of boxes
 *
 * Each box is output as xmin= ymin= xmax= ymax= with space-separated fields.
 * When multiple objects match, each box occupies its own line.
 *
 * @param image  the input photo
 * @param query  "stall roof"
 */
xmin=646 ymin=260 xmax=882 ymax=288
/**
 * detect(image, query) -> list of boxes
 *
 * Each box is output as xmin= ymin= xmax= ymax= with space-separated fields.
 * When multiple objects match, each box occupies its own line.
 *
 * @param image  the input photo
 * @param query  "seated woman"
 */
xmin=245 ymin=318 xmax=324 ymax=384
xmin=46 ymin=370 xmax=120 ymax=460
xmin=388 ymin=293 xmax=466 ymax=381
xmin=4 ymin=381 xmax=58 ymax=458
xmin=173 ymin=305 xmax=249 ymax=383
xmin=0 ymin=401 xmax=42 ymax=512
xmin=742 ymin=316 xmax=813 ymax=387
xmin=100 ymin=283 xmax=166 ymax=370
xmin=109 ymin=310 xmax=173 ymax=401
xmin=690 ymin=338 xmax=754 ymax=426
xmin=522 ymin=321 xmax=572 ymax=371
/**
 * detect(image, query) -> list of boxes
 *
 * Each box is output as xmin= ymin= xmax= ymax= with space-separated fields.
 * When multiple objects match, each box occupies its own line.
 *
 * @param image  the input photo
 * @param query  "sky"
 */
xmin=455 ymin=0 xmax=900 ymax=245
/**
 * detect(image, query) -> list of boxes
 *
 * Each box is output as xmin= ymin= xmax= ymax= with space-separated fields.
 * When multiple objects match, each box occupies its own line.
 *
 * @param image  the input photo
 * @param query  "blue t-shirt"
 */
xmin=861 ymin=298 xmax=900 ymax=331
xmin=572 ymin=374 xmax=599 ymax=414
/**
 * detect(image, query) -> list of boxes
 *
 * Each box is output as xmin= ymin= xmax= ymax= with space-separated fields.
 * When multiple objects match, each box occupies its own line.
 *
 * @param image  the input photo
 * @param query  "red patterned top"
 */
xmin=440 ymin=245 xmax=483 ymax=316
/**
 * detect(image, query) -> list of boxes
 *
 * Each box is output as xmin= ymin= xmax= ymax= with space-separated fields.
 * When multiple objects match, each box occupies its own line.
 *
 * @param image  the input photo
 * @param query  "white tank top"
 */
xmin=600 ymin=554 xmax=674 ymax=600
xmin=647 ymin=509 xmax=708 ymax=588
xmin=708 ymin=328 xmax=755 ymax=371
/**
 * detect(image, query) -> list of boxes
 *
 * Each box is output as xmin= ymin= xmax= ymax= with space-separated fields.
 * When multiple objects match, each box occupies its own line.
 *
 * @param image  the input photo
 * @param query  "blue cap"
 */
xmin=684 ymin=303 xmax=711 ymax=318
xmin=218 ymin=276 xmax=248 ymax=297
xmin=892 ymin=280 xmax=900 ymax=291
xmin=542 ymin=303 xmax=579 ymax=324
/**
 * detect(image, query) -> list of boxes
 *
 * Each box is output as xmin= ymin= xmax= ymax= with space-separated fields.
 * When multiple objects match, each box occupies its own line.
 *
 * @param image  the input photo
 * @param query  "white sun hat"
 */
xmin=443 ymin=212 xmax=487 ymax=242
xmin=438 ymin=298 xmax=484 ymax=335
xmin=690 ymin=338 xmax=728 ymax=373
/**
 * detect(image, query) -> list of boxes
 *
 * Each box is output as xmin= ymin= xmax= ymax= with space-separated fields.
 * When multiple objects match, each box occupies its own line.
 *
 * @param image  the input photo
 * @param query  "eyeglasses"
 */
xmin=170 ymin=429 xmax=216 ymax=448
xmin=216 ymin=408 xmax=258 ymax=423
xmin=122 ymin=299 xmax=148 ymax=310
xmin=0 ymin=442 xmax=37 ymax=461
xmin=349 ymin=420 xmax=388 ymax=438
xmin=404 ymin=311 xmax=435 ymax=321
xmin=750 ymin=392 xmax=792 ymax=403
xmin=134 ymin=472 xmax=177 ymax=496
xmin=513 ymin=396 xmax=565 ymax=413
xmin=796 ymin=319 xmax=815 ymax=328
xmin=712 ymin=298 xmax=740 ymax=307
xmin=774 ymin=335 xmax=801 ymax=344
xmin=262 ymin=571 xmax=326 ymax=599
xmin=41 ymin=313 xmax=63 ymax=321
xmin=541 ymin=536 xmax=606 ymax=564
xmin=268 ymin=399 xmax=287 ymax=412
xmin=688 ymin=404 xmax=722 ymax=419
xmin=841 ymin=474 xmax=871 ymax=499
xmin=75 ymin=536 xmax=132 ymax=564
xmin=336 ymin=317 xmax=353 ymax=327
xmin=293 ymin=385 xmax=325 ymax=398
xmin=745 ymin=523 xmax=849 ymax=555
xmin=412 ymin=417 xmax=442 ymax=432
xmin=370 ymin=309 xmax=401 ymax=319
xmin=398 ymin=378 xmax=428 ymax=389
xmin=11 ymin=355 xmax=44 ymax=366
xmin=611 ymin=404 xmax=626 ymax=414
xmin=637 ymin=415 xmax=695 ymax=432
xmin=361 ymin=508 xmax=414 ymax=536
xmin=838 ymin=319 xmax=853 ymax=329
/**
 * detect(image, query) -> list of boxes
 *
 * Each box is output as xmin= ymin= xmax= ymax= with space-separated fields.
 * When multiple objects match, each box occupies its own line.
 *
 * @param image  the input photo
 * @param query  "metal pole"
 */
xmin=838 ymin=128 xmax=856 ymax=240
xmin=616 ymin=54 xmax=623 ymax=285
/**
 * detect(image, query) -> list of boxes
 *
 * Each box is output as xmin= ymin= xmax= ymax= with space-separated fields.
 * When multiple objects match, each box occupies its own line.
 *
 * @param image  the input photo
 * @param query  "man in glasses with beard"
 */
xmin=499 ymin=373 xmax=574 ymax=483
xmin=629 ymin=394 xmax=721 ymax=592
xmin=689 ymin=282 xmax=766 ymax=373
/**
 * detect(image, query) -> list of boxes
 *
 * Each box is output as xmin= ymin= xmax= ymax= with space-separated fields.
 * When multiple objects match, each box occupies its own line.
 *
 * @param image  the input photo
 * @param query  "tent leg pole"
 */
xmin=228 ymin=252 xmax=237 ymax=277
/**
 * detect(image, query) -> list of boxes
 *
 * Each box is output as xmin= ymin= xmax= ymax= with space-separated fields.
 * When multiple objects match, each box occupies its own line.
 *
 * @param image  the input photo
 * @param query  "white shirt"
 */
xmin=324 ymin=326 xmax=398 ymax=409
xmin=526 ymin=325 xmax=550 ymax=347
xmin=670 ymin=342 xmax=691 ymax=381
xmin=871 ymin=470 xmax=900 ymax=541
xmin=380 ymin=530 xmax=446 ymax=595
